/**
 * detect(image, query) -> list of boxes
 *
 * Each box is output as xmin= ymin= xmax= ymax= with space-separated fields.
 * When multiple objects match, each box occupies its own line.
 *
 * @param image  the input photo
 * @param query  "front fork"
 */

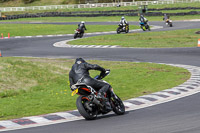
xmin=110 ymin=89 xmax=118 ymax=100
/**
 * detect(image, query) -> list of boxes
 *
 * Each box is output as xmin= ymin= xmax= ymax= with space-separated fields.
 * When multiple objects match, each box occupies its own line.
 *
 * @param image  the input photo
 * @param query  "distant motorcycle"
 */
xmin=140 ymin=21 xmax=150 ymax=31
xmin=117 ymin=23 xmax=129 ymax=34
xmin=165 ymin=19 xmax=173 ymax=27
xmin=74 ymin=29 xmax=84 ymax=39
xmin=71 ymin=70 xmax=125 ymax=120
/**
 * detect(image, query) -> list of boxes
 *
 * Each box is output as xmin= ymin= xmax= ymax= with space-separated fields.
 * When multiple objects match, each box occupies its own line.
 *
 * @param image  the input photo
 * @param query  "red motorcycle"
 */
xmin=71 ymin=70 xmax=125 ymax=120
xmin=74 ymin=29 xmax=84 ymax=39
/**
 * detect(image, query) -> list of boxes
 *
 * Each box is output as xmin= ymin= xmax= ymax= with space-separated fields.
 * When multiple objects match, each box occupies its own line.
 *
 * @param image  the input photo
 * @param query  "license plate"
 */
xmin=71 ymin=88 xmax=78 ymax=96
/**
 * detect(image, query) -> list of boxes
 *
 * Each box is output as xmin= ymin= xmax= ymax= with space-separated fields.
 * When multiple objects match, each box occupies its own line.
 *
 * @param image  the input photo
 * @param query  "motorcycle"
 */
xmin=165 ymin=19 xmax=173 ymax=27
xmin=140 ymin=21 xmax=150 ymax=31
xmin=71 ymin=70 xmax=125 ymax=120
xmin=117 ymin=23 xmax=129 ymax=34
xmin=74 ymin=28 xmax=84 ymax=39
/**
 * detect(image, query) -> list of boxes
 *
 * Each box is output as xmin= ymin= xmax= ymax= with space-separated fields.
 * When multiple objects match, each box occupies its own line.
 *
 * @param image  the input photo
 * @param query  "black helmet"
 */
xmin=75 ymin=58 xmax=86 ymax=64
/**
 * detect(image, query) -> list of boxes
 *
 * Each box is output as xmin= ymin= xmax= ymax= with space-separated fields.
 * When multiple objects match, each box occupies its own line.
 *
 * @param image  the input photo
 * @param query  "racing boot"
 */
xmin=96 ymin=92 xmax=105 ymax=100
xmin=97 ymin=92 xmax=112 ymax=111
xmin=103 ymin=99 xmax=112 ymax=111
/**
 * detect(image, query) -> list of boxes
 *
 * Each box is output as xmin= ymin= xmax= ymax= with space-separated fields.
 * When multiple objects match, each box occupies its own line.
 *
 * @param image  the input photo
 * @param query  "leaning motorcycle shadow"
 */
xmin=87 ymin=111 xmax=129 ymax=120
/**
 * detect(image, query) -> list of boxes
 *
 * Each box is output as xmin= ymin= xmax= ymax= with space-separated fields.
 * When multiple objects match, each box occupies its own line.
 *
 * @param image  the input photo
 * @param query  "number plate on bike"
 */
xmin=71 ymin=89 xmax=78 ymax=96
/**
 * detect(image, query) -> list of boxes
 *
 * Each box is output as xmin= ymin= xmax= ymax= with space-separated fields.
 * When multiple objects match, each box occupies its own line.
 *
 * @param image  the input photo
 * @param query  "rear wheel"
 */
xmin=141 ymin=25 xmax=145 ymax=31
xmin=76 ymin=96 xmax=98 ymax=120
xmin=111 ymin=95 xmax=125 ymax=115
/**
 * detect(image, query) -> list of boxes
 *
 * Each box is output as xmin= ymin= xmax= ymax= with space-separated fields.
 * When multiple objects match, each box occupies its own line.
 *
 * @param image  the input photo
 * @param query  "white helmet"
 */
xmin=81 ymin=21 xmax=85 ymax=24
xmin=121 ymin=16 xmax=124 ymax=20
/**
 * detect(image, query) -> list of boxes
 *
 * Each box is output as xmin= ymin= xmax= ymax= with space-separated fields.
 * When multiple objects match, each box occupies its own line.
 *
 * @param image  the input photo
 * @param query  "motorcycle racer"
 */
xmin=163 ymin=14 xmax=172 ymax=26
xmin=78 ymin=21 xmax=87 ymax=34
xmin=69 ymin=58 xmax=112 ymax=111
xmin=139 ymin=14 xmax=148 ymax=24
xmin=119 ymin=16 xmax=128 ymax=30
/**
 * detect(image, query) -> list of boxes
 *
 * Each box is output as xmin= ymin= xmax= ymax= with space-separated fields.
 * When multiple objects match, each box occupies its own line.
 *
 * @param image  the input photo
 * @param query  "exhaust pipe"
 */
xmin=88 ymin=95 xmax=104 ymax=108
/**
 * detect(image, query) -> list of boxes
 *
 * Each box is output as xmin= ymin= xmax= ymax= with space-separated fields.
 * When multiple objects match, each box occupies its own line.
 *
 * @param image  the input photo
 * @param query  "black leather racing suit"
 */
xmin=69 ymin=58 xmax=111 ymax=95
xmin=78 ymin=23 xmax=87 ymax=34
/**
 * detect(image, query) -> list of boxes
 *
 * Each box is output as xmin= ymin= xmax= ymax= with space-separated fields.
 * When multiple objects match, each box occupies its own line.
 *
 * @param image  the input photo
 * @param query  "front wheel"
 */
xmin=146 ymin=25 xmax=150 ymax=31
xmin=111 ymin=95 xmax=125 ymax=115
xmin=148 ymin=26 xmax=151 ymax=31
xmin=116 ymin=27 xmax=121 ymax=34
xmin=74 ymin=33 xmax=78 ymax=39
xmin=80 ymin=33 xmax=84 ymax=38
xmin=125 ymin=27 xmax=129 ymax=33
xmin=76 ymin=96 xmax=98 ymax=120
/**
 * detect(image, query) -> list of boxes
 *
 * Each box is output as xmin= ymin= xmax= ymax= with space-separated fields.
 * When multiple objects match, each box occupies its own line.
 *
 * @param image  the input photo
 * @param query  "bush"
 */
xmin=22 ymin=0 xmax=36 ymax=4
xmin=0 ymin=0 xmax=10 ymax=3
xmin=135 ymin=0 xmax=156 ymax=1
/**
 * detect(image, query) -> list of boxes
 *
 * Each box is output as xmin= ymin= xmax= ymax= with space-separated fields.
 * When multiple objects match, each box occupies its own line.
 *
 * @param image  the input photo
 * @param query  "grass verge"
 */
xmin=0 ymin=24 xmax=138 ymax=37
xmin=69 ymin=28 xmax=200 ymax=48
xmin=0 ymin=57 xmax=190 ymax=120
xmin=0 ymin=2 xmax=200 ymax=11
xmin=1 ymin=15 xmax=200 ymax=23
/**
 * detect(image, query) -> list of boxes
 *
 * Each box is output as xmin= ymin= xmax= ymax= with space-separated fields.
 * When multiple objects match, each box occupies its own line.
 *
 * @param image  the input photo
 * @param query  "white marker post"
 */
xmin=198 ymin=39 xmax=200 ymax=47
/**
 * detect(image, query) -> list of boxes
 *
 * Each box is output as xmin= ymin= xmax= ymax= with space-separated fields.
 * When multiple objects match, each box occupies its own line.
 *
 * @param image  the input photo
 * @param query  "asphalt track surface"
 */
xmin=1 ymin=21 xmax=200 ymax=133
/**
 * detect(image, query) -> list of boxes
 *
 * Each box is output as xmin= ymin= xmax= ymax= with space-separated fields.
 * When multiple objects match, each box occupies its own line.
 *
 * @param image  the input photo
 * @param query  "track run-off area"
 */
xmin=0 ymin=20 xmax=200 ymax=133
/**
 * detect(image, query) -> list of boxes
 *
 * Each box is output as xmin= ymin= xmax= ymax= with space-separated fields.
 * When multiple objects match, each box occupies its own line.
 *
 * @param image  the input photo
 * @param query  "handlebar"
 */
xmin=94 ymin=69 xmax=110 ymax=80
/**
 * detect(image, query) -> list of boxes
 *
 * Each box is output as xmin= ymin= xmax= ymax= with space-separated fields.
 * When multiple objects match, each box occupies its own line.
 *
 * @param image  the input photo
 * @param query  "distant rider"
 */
xmin=119 ymin=16 xmax=128 ymax=30
xmin=139 ymin=14 xmax=148 ymax=25
xmin=69 ymin=58 xmax=112 ymax=111
xmin=78 ymin=21 xmax=87 ymax=34
xmin=163 ymin=14 xmax=170 ymax=24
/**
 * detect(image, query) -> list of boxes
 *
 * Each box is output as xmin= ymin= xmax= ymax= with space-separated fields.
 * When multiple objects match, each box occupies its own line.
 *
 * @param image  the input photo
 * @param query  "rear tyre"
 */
xmin=141 ymin=26 xmax=145 ymax=31
xmin=76 ymin=96 xmax=98 ymax=120
xmin=111 ymin=95 xmax=125 ymax=115
xmin=170 ymin=23 xmax=173 ymax=27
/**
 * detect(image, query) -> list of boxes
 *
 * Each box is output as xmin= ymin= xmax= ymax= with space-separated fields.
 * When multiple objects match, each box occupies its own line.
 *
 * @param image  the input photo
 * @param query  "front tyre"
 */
xmin=125 ymin=27 xmax=129 ymax=33
xmin=76 ymin=96 xmax=98 ymax=120
xmin=117 ymin=27 xmax=121 ymax=34
xmin=111 ymin=95 xmax=125 ymax=115
xmin=74 ymin=33 xmax=78 ymax=39
xmin=148 ymin=26 xmax=151 ymax=31
xmin=80 ymin=33 xmax=84 ymax=38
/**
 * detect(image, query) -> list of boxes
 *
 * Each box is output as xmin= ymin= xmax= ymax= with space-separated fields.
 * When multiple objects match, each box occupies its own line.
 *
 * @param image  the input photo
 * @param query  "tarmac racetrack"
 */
xmin=0 ymin=21 xmax=200 ymax=133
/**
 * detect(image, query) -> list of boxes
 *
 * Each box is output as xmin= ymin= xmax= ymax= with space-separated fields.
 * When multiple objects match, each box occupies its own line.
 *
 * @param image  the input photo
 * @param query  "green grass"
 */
xmin=0 ymin=57 xmax=190 ymax=120
xmin=1 ymin=2 xmax=200 ymax=22
xmin=2 ymin=14 xmax=200 ymax=23
xmin=0 ymin=1 xmax=199 ymax=23
xmin=0 ymin=0 xmax=75 ymax=7
xmin=151 ymin=9 xmax=200 ymax=13
xmin=69 ymin=28 xmax=200 ymax=48
xmin=0 ymin=1 xmax=200 ymax=10
xmin=0 ymin=24 xmax=138 ymax=37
